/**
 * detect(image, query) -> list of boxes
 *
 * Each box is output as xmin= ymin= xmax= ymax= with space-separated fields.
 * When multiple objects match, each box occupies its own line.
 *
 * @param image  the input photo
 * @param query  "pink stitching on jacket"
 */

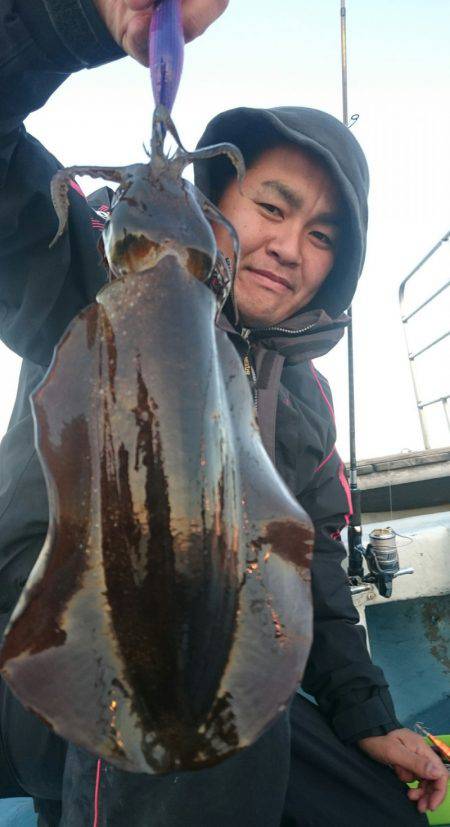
xmin=338 ymin=459 xmax=353 ymax=523
xmin=315 ymin=444 xmax=336 ymax=474
xmin=93 ymin=759 xmax=101 ymax=827
xmin=69 ymin=179 xmax=85 ymax=198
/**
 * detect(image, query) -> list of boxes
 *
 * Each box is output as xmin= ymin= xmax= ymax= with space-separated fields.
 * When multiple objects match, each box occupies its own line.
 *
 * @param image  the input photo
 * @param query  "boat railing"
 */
xmin=398 ymin=230 xmax=450 ymax=449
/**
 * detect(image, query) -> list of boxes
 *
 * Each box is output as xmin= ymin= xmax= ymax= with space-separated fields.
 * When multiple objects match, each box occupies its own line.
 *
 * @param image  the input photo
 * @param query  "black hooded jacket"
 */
xmin=0 ymin=0 xmax=400 ymax=758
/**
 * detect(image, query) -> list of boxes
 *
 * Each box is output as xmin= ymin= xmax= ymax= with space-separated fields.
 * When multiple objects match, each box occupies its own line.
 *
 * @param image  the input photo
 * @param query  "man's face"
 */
xmin=213 ymin=144 xmax=343 ymax=327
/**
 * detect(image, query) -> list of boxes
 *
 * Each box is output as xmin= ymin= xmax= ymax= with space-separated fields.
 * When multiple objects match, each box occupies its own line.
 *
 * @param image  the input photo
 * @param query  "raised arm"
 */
xmin=0 ymin=0 xmax=229 ymax=366
xmin=0 ymin=0 xmax=125 ymax=365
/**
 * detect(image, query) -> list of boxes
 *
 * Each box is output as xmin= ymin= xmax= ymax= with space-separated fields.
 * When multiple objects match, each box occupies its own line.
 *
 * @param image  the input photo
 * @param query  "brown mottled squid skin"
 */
xmin=0 ymin=107 xmax=314 ymax=774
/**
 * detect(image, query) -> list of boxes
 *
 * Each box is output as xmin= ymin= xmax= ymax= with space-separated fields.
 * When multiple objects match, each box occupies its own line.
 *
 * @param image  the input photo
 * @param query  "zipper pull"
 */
xmin=242 ymin=354 xmax=258 ymax=409
xmin=242 ymin=354 xmax=253 ymax=377
xmin=241 ymin=327 xmax=252 ymax=342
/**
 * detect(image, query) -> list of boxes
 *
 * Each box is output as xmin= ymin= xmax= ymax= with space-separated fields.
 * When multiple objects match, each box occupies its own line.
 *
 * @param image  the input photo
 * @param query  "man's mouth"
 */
xmin=246 ymin=267 xmax=293 ymax=291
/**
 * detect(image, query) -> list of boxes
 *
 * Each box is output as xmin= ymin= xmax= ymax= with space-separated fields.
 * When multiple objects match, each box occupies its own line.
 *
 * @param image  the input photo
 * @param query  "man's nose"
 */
xmin=266 ymin=225 xmax=302 ymax=268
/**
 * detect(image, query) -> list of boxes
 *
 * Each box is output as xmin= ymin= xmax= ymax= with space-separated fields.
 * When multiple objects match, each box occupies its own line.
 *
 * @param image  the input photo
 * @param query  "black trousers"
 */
xmin=1 ymin=682 xmax=427 ymax=827
xmin=282 ymin=695 xmax=428 ymax=826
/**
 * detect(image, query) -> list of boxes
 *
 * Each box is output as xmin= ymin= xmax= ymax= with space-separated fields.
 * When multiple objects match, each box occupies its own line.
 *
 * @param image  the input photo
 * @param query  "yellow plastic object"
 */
xmin=408 ymin=735 xmax=450 ymax=826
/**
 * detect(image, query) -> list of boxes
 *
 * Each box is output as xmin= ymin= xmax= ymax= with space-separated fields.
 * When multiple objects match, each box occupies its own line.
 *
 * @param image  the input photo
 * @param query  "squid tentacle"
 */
xmin=151 ymin=104 xmax=187 ymax=161
xmin=172 ymin=143 xmax=246 ymax=189
xmin=195 ymin=187 xmax=241 ymax=287
xmin=49 ymin=166 xmax=128 ymax=248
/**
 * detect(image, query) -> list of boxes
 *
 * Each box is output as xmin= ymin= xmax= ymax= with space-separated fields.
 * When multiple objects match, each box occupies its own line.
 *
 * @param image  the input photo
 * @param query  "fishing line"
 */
xmin=393 ymin=531 xmax=413 ymax=546
xmin=388 ymin=464 xmax=394 ymax=521
xmin=386 ymin=462 xmax=414 ymax=546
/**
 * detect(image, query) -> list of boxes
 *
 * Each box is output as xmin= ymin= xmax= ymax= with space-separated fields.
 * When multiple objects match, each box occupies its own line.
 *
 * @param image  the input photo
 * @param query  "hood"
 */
xmin=194 ymin=106 xmax=369 ymax=321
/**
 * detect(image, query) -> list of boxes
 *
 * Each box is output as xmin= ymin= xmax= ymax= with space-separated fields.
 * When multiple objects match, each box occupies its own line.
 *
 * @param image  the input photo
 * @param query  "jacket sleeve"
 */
xmin=0 ymin=0 xmax=123 ymax=365
xmin=298 ymin=423 xmax=402 ymax=743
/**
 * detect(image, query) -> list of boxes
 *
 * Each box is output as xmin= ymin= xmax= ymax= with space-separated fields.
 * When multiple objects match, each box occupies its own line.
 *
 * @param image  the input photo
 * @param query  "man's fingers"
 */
xmin=407 ymin=776 xmax=448 ymax=812
xmin=387 ymin=743 xmax=448 ymax=810
xmin=182 ymin=0 xmax=229 ymax=42
xmin=122 ymin=12 xmax=152 ymax=65
xmin=408 ymin=782 xmax=431 ymax=816
xmin=121 ymin=0 xmax=229 ymax=63
xmin=418 ymin=781 xmax=436 ymax=814
xmin=408 ymin=786 xmax=422 ymax=800
xmin=127 ymin=0 xmax=230 ymax=43
xmin=428 ymin=775 xmax=449 ymax=811
xmin=359 ymin=730 xmax=448 ymax=814
xmin=393 ymin=764 xmax=415 ymax=783
xmin=386 ymin=742 xmax=443 ymax=780
xmin=125 ymin=0 xmax=153 ymax=10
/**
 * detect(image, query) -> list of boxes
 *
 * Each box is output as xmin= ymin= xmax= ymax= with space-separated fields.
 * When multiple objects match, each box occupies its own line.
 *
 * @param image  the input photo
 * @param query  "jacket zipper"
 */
xmin=240 ymin=328 xmax=258 ymax=410
xmin=238 ymin=321 xmax=317 ymax=409
xmin=252 ymin=321 xmax=318 ymax=336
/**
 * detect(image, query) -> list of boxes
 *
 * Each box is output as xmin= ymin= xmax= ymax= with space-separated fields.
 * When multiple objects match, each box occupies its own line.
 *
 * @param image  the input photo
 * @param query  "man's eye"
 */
xmin=310 ymin=230 xmax=333 ymax=247
xmin=258 ymin=202 xmax=283 ymax=217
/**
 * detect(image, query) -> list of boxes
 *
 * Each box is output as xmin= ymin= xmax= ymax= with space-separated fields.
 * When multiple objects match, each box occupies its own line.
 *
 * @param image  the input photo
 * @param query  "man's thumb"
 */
xmin=423 ymin=760 xmax=445 ymax=778
xmin=390 ymin=745 xmax=442 ymax=779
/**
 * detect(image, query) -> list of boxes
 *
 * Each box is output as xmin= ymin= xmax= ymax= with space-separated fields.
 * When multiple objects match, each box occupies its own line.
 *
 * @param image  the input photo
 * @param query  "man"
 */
xmin=0 ymin=1 xmax=446 ymax=825
xmin=195 ymin=109 xmax=447 ymax=825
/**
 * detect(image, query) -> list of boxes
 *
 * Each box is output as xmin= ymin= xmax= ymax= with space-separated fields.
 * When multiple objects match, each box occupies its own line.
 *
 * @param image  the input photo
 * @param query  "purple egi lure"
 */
xmin=149 ymin=0 xmax=184 ymax=112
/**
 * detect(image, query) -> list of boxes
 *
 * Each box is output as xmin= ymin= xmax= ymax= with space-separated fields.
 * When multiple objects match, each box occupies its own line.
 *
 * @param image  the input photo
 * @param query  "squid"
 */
xmin=0 ymin=106 xmax=314 ymax=774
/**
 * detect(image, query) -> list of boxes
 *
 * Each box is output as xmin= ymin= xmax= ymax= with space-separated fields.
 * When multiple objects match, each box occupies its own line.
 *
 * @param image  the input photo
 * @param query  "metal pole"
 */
xmin=340 ymin=0 xmax=348 ymax=126
xmin=443 ymin=398 xmax=450 ymax=434
xmin=398 ymin=231 xmax=450 ymax=448
xmin=340 ymin=1 xmax=364 ymax=578
xmin=398 ymin=230 xmax=450 ymax=309
xmin=346 ymin=306 xmax=358 ymax=489
xmin=407 ymin=349 xmax=430 ymax=449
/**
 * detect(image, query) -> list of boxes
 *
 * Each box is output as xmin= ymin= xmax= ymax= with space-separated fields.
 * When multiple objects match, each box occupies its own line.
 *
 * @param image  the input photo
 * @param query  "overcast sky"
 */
xmin=1 ymin=0 xmax=449 ymax=461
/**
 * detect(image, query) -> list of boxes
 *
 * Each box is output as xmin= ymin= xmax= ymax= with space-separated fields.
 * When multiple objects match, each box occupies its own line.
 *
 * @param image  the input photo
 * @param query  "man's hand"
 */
xmin=93 ymin=0 xmax=229 ymax=65
xmin=358 ymin=728 xmax=448 ymax=814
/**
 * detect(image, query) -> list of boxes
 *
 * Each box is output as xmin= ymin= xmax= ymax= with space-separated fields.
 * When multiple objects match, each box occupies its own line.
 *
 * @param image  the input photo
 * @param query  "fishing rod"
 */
xmin=340 ymin=0 xmax=364 ymax=581
xmin=339 ymin=1 xmax=413 ymax=597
